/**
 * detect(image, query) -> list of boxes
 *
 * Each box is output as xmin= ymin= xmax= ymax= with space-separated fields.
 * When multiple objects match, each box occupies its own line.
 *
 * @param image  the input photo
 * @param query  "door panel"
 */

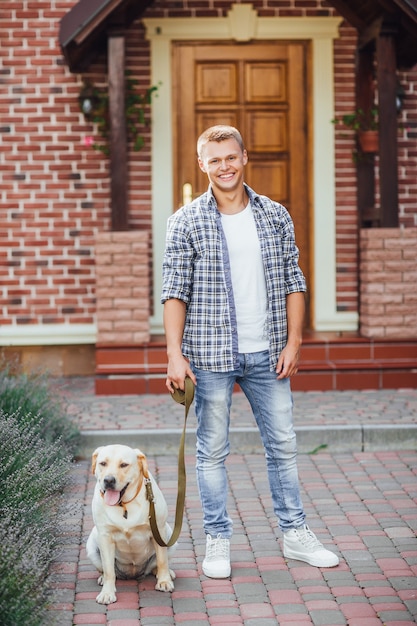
xmin=196 ymin=63 xmax=237 ymax=102
xmin=245 ymin=111 xmax=288 ymax=152
xmin=245 ymin=62 xmax=287 ymax=102
xmin=247 ymin=161 xmax=288 ymax=204
xmin=197 ymin=112 xmax=238 ymax=132
xmin=173 ymin=41 xmax=311 ymax=324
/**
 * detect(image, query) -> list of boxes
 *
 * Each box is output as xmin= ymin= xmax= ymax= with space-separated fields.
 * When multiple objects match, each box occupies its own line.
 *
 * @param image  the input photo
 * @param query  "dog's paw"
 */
xmin=96 ymin=589 xmax=117 ymax=604
xmin=155 ymin=577 xmax=175 ymax=592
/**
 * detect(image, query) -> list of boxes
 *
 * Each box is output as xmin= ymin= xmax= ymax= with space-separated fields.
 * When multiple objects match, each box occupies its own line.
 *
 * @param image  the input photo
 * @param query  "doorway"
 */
xmin=173 ymin=41 xmax=311 ymax=323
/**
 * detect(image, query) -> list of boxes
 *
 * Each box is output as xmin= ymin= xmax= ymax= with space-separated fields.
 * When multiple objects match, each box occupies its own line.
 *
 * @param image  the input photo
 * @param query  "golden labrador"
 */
xmin=86 ymin=444 xmax=176 ymax=605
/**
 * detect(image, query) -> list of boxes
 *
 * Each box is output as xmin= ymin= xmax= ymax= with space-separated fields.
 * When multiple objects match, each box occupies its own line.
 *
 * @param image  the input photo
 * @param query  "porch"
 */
xmin=93 ymin=229 xmax=417 ymax=394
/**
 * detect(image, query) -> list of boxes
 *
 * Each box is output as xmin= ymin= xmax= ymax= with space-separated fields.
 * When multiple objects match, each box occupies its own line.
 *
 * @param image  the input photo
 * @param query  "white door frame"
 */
xmin=144 ymin=5 xmax=358 ymax=334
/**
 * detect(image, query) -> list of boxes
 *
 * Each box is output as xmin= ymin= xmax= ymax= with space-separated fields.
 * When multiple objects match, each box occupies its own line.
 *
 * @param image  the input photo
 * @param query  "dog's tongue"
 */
xmin=104 ymin=489 xmax=121 ymax=506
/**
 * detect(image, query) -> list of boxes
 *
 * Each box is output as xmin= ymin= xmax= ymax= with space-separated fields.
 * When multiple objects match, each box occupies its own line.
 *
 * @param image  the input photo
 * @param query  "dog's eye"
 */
xmin=120 ymin=463 xmax=129 ymax=468
xmin=99 ymin=461 xmax=107 ymax=467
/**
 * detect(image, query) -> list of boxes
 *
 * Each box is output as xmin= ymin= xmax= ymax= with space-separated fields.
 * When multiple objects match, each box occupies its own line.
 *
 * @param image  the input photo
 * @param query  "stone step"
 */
xmin=95 ymin=334 xmax=417 ymax=394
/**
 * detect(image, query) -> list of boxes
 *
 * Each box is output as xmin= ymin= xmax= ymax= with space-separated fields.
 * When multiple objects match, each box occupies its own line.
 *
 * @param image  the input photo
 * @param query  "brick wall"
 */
xmin=360 ymin=228 xmax=417 ymax=338
xmin=0 ymin=0 xmax=152 ymax=330
xmin=95 ymin=231 xmax=150 ymax=345
xmin=1 ymin=1 xmax=105 ymax=328
xmin=332 ymin=23 xmax=359 ymax=313
xmin=331 ymin=25 xmax=417 ymax=312
xmin=1 ymin=0 xmax=416 ymax=340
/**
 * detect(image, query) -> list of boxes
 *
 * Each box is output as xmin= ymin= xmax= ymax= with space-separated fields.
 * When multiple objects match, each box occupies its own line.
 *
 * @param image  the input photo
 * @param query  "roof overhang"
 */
xmin=59 ymin=0 xmax=153 ymax=72
xmin=60 ymin=0 xmax=417 ymax=72
xmin=328 ymin=0 xmax=417 ymax=69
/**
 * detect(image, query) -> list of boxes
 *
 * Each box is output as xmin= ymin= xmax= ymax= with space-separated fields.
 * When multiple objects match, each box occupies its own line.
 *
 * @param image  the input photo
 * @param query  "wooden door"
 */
xmin=173 ymin=41 xmax=311 ymax=323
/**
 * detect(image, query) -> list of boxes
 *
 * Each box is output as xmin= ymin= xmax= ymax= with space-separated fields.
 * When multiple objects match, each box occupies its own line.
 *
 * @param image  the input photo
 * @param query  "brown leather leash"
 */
xmin=145 ymin=376 xmax=194 ymax=547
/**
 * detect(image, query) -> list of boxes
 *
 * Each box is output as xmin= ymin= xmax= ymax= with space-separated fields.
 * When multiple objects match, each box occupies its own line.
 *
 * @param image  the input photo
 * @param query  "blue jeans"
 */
xmin=192 ymin=350 xmax=306 ymax=538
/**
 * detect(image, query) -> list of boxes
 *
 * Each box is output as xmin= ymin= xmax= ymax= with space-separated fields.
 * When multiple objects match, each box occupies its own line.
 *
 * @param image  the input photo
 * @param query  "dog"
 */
xmin=86 ymin=444 xmax=176 ymax=605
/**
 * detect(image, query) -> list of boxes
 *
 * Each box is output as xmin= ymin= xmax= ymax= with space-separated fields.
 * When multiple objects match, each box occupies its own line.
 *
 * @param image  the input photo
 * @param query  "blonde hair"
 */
xmin=197 ymin=125 xmax=245 ymax=159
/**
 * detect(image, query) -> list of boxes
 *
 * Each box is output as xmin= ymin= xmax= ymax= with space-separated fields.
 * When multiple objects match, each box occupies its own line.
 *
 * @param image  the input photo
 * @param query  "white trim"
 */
xmin=311 ymin=37 xmax=358 ymax=331
xmin=144 ymin=8 xmax=358 ymax=334
xmin=149 ymin=36 xmax=174 ymax=336
xmin=0 ymin=324 xmax=96 ymax=346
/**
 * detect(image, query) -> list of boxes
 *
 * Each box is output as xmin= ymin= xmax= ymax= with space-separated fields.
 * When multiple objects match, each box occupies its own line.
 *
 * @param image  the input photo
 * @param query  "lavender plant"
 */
xmin=0 ymin=367 xmax=79 ymax=626
xmin=0 ymin=365 xmax=80 ymax=457
xmin=0 ymin=410 xmax=72 ymax=625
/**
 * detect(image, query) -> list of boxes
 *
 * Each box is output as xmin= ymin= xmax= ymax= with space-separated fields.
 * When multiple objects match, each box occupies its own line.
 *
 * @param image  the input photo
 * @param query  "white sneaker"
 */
xmin=202 ymin=534 xmax=231 ymax=578
xmin=283 ymin=525 xmax=339 ymax=568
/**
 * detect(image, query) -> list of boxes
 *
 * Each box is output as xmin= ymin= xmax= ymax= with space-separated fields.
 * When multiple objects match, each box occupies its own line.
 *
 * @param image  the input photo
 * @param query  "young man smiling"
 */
xmin=161 ymin=125 xmax=339 ymax=578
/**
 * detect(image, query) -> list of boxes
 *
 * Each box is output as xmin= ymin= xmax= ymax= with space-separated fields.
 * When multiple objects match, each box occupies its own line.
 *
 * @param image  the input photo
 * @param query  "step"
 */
xmin=95 ymin=335 xmax=417 ymax=394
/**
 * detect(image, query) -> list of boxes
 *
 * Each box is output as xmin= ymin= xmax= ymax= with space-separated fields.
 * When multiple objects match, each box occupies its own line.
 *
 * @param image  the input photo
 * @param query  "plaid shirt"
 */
xmin=161 ymin=184 xmax=307 ymax=372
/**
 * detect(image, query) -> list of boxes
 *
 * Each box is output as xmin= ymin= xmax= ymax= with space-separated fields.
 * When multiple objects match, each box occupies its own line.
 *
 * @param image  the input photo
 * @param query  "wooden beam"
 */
xmin=324 ymin=0 xmax=365 ymax=30
xmin=376 ymin=25 xmax=399 ymax=227
xmin=108 ymin=33 xmax=129 ymax=231
xmin=358 ymin=17 xmax=383 ymax=49
xmin=355 ymin=46 xmax=376 ymax=227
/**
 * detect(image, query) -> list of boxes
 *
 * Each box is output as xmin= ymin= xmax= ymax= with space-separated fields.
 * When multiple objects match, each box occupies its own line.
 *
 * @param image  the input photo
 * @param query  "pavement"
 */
xmin=48 ymin=378 xmax=417 ymax=626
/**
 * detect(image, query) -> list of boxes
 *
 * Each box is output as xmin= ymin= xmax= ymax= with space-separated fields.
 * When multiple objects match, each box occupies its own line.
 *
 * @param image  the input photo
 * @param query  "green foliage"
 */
xmin=0 ymin=519 xmax=55 ymax=626
xmin=0 ymin=366 xmax=80 ymax=458
xmin=0 ymin=410 xmax=72 ymax=626
xmin=84 ymin=73 xmax=160 ymax=155
xmin=0 ymin=368 xmax=79 ymax=625
xmin=308 ymin=443 xmax=328 ymax=455
xmin=332 ymin=107 xmax=378 ymax=131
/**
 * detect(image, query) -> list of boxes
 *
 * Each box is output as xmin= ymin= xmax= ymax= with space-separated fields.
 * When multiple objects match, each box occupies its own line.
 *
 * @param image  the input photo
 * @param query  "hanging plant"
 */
xmin=331 ymin=107 xmax=379 ymax=132
xmin=80 ymin=73 xmax=160 ymax=156
xmin=331 ymin=107 xmax=379 ymax=158
xmin=357 ymin=130 xmax=379 ymax=153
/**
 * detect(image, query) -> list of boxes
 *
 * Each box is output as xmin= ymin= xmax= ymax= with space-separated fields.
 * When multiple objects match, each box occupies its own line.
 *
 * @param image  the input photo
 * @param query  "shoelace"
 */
xmin=207 ymin=535 xmax=229 ymax=560
xmin=295 ymin=525 xmax=323 ymax=550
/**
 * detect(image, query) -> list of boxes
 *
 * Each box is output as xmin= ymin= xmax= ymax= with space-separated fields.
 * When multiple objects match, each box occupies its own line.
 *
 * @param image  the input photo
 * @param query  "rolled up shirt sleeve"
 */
xmin=161 ymin=211 xmax=194 ymax=305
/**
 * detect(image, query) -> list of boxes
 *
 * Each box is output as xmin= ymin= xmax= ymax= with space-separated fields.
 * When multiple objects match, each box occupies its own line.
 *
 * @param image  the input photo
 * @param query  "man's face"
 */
xmin=198 ymin=138 xmax=248 ymax=195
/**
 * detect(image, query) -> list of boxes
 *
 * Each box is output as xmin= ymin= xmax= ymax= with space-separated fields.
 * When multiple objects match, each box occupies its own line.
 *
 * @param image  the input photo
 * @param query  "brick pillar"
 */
xmin=360 ymin=228 xmax=417 ymax=338
xmin=95 ymin=231 xmax=150 ymax=345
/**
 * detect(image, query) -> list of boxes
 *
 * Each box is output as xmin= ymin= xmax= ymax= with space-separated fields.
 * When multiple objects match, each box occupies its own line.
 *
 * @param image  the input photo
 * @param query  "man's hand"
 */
xmin=276 ymin=343 xmax=301 ymax=379
xmin=164 ymin=298 xmax=197 ymax=392
xmin=276 ymin=291 xmax=305 ymax=378
xmin=166 ymin=353 xmax=196 ymax=393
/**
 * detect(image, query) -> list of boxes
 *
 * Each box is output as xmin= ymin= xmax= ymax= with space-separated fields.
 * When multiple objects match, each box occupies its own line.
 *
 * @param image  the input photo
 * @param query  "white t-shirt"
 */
xmin=221 ymin=204 xmax=269 ymax=353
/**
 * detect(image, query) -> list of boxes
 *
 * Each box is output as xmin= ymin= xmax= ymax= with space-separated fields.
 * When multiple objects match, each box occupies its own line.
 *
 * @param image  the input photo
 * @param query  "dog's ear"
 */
xmin=91 ymin=447 xmax=102 ymax=475
xmin=135 ymin=449 xmax=149 ymax=477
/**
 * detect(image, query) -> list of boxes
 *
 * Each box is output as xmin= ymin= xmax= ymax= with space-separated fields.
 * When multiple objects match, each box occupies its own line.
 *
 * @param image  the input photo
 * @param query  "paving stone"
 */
xmin=391 ymin=576 xmax=417 ymax=591
xmin=171 ymin=597 xmax=207 ymax=612
xmin=208 ymin=618 xmax=243 ymax=625
xmin=244 ymin=617 xmax=277 ymax=626
xmin=302 ymin=592 xmax=337 ymax=601
xmin=140 ymin=618 xmax=175 ymax=625
xmin=261 ymin=570 xmax=295 ymax=585
xmin=44 ymin=382 xmax=417 ymax=625
xmin=138 ymin=592 xmax=174 ymax=606
xmin=307 ymin=610 xmax=346 ymax=625
xmin=139 ymin=605 xmax=174 ymax=618
xmin=107 ymin=611 xmax=140 ymax=626
xmin=274 ymin=604 xmax=309 ymax=616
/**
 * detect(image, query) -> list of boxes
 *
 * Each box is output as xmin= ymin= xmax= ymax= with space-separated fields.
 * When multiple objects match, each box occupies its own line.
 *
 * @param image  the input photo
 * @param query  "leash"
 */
xmin=146 ymin=376 xmax=194 ymax=547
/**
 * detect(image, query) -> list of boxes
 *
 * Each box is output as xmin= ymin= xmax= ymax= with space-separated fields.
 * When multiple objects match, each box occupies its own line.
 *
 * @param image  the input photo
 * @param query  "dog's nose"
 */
xmin=103 ymin=475 xmax=116 ymax=490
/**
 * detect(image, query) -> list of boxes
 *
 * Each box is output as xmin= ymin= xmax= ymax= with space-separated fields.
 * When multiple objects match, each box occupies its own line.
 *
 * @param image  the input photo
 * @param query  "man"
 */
xmin=161 ymin=125 xmax=339 ymax=578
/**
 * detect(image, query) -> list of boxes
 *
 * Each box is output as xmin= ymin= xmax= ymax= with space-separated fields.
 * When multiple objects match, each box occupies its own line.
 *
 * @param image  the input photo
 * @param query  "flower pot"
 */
xmin=358 ymin=130 xmax=379 ymax=153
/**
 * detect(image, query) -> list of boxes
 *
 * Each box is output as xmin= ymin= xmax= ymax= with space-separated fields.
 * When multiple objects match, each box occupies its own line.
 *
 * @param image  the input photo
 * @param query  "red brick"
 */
xmin=1 ymin=1 xmax=416 ymax=347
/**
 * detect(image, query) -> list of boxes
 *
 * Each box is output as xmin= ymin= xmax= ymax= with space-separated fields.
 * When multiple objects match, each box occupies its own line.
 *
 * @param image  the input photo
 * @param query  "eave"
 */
xmin=59 ymin=0 xmax=153 ymax=72
xmin=329 ymin=0 xmax=417 ymax=69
